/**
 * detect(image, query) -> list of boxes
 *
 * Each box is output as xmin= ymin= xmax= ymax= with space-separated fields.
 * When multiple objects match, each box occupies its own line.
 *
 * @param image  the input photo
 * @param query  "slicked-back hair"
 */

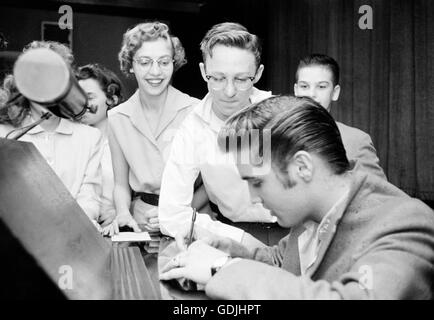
xmin=77 ymin=63 xmax=124 ymax=109
xmin=218 ymin=95 xmax=350 ymax=175
xmin=295 ymin=53 xmax=340 ymax=86
xmin=200 ymin=22 xmax=262 ymax=68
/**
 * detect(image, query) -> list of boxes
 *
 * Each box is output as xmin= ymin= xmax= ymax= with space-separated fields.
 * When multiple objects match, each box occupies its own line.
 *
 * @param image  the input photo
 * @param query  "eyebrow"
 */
xmin=135 ymin=54 xmax=172 ymax=59
xmin=206 ymin=71 xmax=253 ymax=77
xmin=297 ymin=80 xmax=331 ymax=85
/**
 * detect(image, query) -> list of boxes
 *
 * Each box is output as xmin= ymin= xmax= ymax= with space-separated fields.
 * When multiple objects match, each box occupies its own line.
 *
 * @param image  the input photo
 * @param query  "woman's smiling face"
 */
xmin=131 ymin=38 xmax=174 ymax=97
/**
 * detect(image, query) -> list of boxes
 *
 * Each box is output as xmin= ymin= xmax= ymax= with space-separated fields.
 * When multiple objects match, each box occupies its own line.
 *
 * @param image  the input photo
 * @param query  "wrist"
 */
xmin=211 ymin=255 xmax=233 ymax=276
xmin=117 ymin=210 xmax=132 ymax=217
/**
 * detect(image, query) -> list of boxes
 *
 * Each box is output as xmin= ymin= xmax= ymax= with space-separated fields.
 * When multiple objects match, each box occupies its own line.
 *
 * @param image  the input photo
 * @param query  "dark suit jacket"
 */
xmin=205 ymin=168 xmax=434 ymax=299
xmin=337 ymin=122 xmax=387 ymax=180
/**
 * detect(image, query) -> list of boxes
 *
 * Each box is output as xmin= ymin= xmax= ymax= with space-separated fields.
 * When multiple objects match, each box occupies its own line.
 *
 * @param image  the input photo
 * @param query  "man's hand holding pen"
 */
xmin=174 ymin=208 xmax=213 ymax=250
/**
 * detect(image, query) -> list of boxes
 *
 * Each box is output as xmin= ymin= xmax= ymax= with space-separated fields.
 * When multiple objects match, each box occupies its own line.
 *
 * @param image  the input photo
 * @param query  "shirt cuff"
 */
xmin=196 ymin=215 xmax=245 ymax=243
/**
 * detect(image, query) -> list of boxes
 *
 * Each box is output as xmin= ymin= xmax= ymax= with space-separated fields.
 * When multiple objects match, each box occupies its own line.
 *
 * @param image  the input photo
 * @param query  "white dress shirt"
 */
xmin=159 ymin=88 xmax=275 ymax=242
xmin=0 ymin=117 xmax=104 ymax=221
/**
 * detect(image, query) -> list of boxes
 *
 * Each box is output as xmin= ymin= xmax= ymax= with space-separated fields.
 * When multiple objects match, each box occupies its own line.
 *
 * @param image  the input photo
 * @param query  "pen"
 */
xmin=187 ymin=207 xmax=197 ymax=247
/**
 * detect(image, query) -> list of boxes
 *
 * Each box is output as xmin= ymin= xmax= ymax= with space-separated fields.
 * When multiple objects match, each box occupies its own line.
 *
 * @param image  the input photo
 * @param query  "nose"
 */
xmin=248 ymin=184 xmax=262 ymax=204
xmin=223 ymin=79 xmax=236 ymax=98
xmin=148 ymin=61 xmax=162 ymax=75
xmin=308 ymin=87 xmax=317 ymax=99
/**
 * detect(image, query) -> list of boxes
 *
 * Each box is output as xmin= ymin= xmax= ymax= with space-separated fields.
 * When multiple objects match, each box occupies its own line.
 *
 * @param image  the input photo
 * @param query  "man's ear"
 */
xmin=253 ymin=64 xmax=264 ymax=83
xmin=288 ymin=151 xmax=314 ymax=182
xmin=199 ymin=62 xmax=208 ymax=82
xmin=332 ymin=84 xmax=341 ymax=101
xmin=294 ymin=83 xmax=299 ymax=96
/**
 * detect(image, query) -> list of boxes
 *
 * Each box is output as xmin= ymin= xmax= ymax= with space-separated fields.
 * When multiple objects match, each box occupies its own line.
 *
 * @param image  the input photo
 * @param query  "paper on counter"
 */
xmin=111 ymin=231 xmax=151 ymax=242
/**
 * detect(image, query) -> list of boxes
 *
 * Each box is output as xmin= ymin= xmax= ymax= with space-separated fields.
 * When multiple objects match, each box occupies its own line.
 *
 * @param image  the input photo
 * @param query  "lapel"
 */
xmin=283 ymin=226 xmax=305 ymax=276
xmin=306 ymin=168 xmax=366 ymax=277
xmin=124 ymin=91 xmax=158 ymax=147
xmin=154 ymin=86 xmax=191 ymax=139
xmin=305 ymin=217 xmax=339 ymax=277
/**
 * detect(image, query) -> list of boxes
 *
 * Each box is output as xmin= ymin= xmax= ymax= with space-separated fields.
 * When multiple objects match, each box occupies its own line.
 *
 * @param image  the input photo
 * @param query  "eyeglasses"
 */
xmin=133 ymin=56 xmax=174 ymax=70
xmin=205 ymin=74 xmax=256 ymax=91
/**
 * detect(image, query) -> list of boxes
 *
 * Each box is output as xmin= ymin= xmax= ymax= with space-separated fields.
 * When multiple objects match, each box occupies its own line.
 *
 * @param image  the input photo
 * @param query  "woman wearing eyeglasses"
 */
xmin=108 ymin=22 xmax=205 ymax=234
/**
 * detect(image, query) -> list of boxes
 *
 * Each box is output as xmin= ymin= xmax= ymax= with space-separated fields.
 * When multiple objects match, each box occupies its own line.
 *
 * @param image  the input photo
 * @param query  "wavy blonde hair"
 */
xmin=119 ymin=21 xmax=187 ymax=76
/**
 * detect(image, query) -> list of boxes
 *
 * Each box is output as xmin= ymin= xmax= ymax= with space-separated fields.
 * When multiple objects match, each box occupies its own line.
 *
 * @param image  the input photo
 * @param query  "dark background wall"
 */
xmin=0 ymin=0 xmax=269 ymax=99
xmin=0 ymin=0 xmax=433 ymax=203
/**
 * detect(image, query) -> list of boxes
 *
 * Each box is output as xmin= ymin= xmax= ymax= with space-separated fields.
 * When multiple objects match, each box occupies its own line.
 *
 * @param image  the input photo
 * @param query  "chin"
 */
xmin=145 ymin=87 xmax=165 ymax=96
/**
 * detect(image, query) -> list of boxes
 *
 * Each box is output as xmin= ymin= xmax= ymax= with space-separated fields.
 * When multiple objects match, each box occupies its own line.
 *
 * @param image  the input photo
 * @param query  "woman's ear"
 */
xmin=106 ymin=95 xmax=119 ymax=109
xmin=111 ymin=95 xmax=119 ymax=106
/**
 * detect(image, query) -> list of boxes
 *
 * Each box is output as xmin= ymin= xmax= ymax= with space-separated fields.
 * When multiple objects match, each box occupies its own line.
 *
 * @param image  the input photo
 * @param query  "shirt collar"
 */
xmin=193 ymin=87 xmax=273 ymax=132
xmin=26 ymin=117 xmax=74 ymax=135
xmin=300 ymin=188 xmax=350 ymax=252
xmin=113 ymin=85 xmax=192 ymax=118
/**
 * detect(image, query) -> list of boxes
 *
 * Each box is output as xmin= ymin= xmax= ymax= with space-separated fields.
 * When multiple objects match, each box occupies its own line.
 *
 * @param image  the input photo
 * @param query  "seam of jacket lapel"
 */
xmin=307 ymin=168 xmax=368 ymax=277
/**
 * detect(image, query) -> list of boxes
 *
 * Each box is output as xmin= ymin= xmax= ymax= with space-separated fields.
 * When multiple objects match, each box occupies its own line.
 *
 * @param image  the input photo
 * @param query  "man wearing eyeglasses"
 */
xmin=159 ymin=22 xmax=287 ymax=247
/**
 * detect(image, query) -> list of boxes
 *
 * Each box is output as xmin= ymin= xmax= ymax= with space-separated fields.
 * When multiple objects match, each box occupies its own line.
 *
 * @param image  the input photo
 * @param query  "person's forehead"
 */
xmin=204 ymin=45 xmax=256 ymax=74
xmin=134 ymin=38 xmax=172 ymax=58
xmin=297 ymin=65 xmax=333 ymax=83
xmin=78 ymin=78 xmax=104 ymax=93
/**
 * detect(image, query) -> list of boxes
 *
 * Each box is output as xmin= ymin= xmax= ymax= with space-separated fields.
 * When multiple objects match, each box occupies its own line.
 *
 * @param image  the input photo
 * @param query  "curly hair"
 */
xmin=76 ymin=63 xmax=124 ymax=109
xmin=0 ymin=74 xmax=31 ymax=127
xmin=0 ymin=40 xmax=75 ymax=127
xmin=118 ymin=21 xmax=186 ymax=76
xmin=24 ymin=40 xmax=75 ymax=69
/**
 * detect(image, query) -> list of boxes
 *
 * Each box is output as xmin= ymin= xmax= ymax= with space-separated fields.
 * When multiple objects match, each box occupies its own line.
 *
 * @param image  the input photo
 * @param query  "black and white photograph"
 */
xmin=0 ymin=0 xmax=433 ymax=307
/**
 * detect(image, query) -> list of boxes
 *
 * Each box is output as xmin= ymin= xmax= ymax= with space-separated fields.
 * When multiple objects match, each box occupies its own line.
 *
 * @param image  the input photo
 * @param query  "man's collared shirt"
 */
xmin=159 ymin=88 xmax=275 ymax=242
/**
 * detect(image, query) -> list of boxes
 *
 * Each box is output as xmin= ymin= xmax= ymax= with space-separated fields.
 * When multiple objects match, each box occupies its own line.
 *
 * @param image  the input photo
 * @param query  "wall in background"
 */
xmin=265 ymin=0 xmax=434 ymax=200
xmin=1 ymin=0 xmax=432 ymax=200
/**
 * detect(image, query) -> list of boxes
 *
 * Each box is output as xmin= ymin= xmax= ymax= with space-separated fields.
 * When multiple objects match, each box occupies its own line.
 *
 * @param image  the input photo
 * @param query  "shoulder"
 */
xmin=350 ymin=172 xmax=434 ymax=229
xmin=177 ymin=109 xmax=203 ymax=138
xmin=169 ymin=86 xmax=200 ymax=109
xmin=67 ymin=121 xmax=102 ymax=145
xmin=108 ymin=91 xmax=139 ymax=118
xmin=336 ymin=121 xmax=371 ymax=141
xmin=251 ymin=87 xmax=273 ymax=103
